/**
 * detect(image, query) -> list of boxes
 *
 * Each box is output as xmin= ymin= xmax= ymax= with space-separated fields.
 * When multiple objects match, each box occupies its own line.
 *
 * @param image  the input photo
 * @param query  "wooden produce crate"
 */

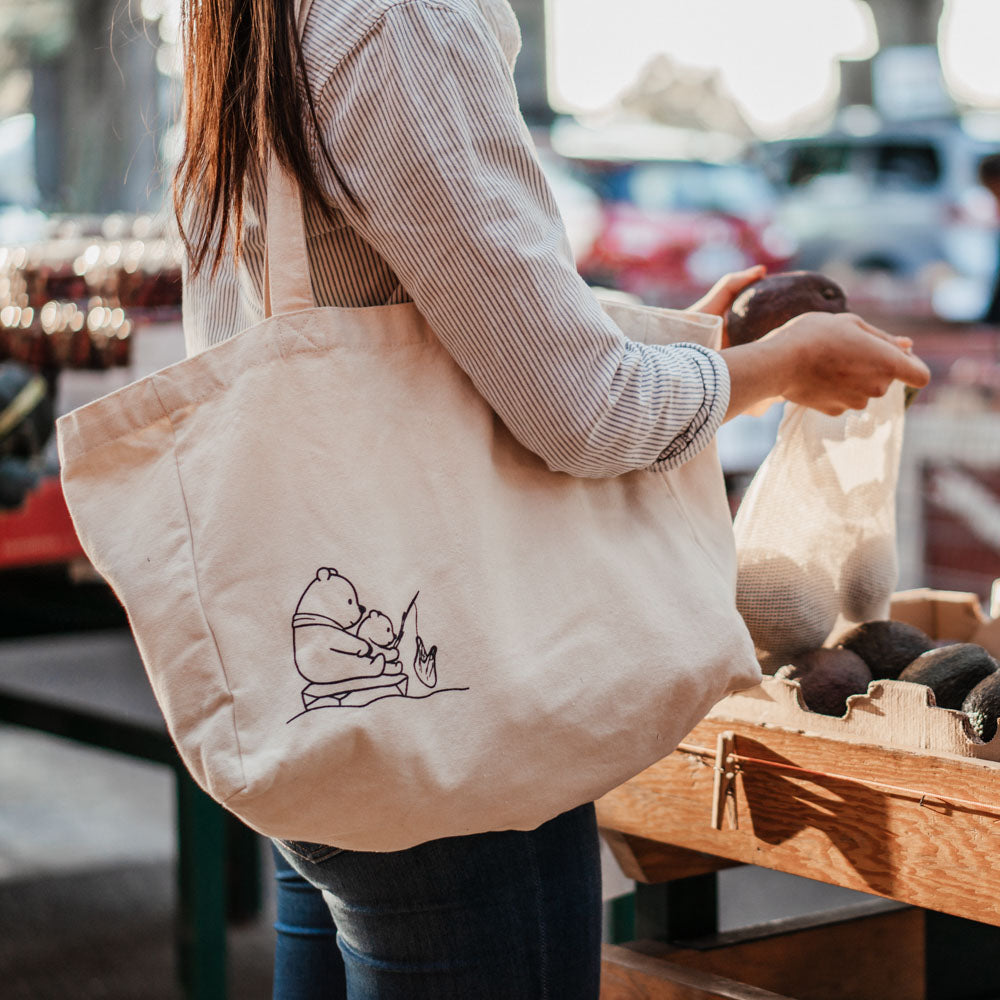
xmin=597 ymin=590 xmax=1000 ymax=928
xmin=705 ymin=587 xmax=1000 ymax=763
xmin=597 ymin=714 xmax=1000 ymax=926
xmin=599 ymin=588 xmax=1000 ymax=997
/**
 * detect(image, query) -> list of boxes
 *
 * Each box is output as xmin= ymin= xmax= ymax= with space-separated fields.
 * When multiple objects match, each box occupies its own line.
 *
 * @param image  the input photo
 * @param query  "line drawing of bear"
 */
xmin=290 ymin=568 xmax=460 ymax=715
xmin=355 ymin=610 xmax=403 ymax=674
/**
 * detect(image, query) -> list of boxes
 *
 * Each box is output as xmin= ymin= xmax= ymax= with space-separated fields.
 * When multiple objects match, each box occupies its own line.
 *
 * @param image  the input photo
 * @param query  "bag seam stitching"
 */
xmin=150 ymin=377 xmax=250 ymax=803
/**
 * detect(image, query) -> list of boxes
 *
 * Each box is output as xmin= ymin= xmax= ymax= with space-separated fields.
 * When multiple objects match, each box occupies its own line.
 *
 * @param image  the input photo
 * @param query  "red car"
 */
xmin=574 ymin=159 xmax=797 ymax=307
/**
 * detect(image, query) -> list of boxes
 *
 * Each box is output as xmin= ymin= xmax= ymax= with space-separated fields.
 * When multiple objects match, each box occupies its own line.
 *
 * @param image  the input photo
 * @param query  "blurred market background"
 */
xmin=4 ymin=0 xmax=1000 ymax=598
xmin=3 ymin=1 xmax=1000 ymax=997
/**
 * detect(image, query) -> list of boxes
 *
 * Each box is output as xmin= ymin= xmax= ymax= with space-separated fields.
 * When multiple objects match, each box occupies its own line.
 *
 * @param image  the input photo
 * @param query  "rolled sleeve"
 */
xmin=309 ymin=0 xmax=729 ymax=477
xmin=652 ymin=343 xmax=731 ymax=469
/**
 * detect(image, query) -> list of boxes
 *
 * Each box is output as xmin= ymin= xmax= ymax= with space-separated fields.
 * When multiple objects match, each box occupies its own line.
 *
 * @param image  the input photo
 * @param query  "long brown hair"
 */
xmin=173 ymin=0 xmax=340 ymax=275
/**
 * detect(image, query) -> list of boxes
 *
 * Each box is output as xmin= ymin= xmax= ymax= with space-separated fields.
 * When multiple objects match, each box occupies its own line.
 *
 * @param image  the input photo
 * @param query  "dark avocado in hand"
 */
xmin=726 ymin=271 xmax=848 ymax=347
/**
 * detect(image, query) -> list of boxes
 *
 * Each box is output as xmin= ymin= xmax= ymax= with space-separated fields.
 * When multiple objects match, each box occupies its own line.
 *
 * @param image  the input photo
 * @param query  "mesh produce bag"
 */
xmin=733 ymin=381 xmax=906 ymax=669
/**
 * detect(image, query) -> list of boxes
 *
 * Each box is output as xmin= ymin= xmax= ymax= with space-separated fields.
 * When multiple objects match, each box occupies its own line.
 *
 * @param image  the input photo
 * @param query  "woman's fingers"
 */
xmin=689 ymin=265 xmax=767 ymax=317
xmin=851 ymin=314 xmax=913 ymax=351
xmin=846 ymin=313 xmax=889 ymax=335
xmin=843 ymin=314 xmax=931 ymax=388
xmin=898 ymin=356 xmax=931 ymax=388
xmin=882 ymin=341 xmax=931 ymax=388
xmin=727 ymin=264 xmax=767 ymax=288
xmin=719 ymin=265 xmax=767 ymax=305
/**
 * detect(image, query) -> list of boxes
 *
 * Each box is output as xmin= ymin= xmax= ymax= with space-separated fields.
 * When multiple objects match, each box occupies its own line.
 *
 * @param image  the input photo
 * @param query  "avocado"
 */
xmin=725 ymin=271 xmax=848 ymax=347
xmin=775 ymin=647 xmax=873 ymax=716
xmin=897 ymin=643 xmax=999 ymax=710
xmin=962 ymin=671 xmax=1000 ymax=742
xmin=736 ymin=553 xmax=838 ymax=662
xmin=837 ymin=620 xmax=935 ymax=680
xmin=838 ymin=537 xmax=898 ymax=624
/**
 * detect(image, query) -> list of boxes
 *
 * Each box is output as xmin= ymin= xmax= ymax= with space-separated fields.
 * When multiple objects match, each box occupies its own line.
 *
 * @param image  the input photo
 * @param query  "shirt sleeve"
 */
xmin=307 ymin=0 xmax=730 ymax=477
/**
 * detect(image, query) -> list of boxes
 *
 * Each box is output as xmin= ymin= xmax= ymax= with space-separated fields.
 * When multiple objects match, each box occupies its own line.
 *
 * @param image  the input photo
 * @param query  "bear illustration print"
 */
xmin=355 ymin=610 xmax=403 ymax=674
xmin=290 ymin=568 xmax=461 ymax=713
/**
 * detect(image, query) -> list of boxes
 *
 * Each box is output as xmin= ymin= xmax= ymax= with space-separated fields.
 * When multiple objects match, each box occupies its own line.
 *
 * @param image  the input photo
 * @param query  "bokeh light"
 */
xmin=548 ymin=0 xmax=878 ymax=136
xmin=939 ymin=0 xmax=1000 ymax=107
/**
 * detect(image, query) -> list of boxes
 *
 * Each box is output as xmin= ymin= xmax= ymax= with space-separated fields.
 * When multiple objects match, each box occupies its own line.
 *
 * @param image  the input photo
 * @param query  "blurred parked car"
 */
xmin=760 ymin=120 xmax=1000 ymax=321
xmin=569 ymin=158 xmax=797 ymax=308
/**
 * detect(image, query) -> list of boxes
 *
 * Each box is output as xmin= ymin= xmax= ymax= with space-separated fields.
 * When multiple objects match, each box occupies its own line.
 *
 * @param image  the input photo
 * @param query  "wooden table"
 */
xmin=596 ymin=716 xmax=1000 ymax=1000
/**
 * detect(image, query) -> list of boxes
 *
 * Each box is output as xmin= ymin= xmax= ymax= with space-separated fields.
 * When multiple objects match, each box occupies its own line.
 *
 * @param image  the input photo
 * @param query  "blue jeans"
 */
xmin=271 ymin=802 xmax=602 ymax=999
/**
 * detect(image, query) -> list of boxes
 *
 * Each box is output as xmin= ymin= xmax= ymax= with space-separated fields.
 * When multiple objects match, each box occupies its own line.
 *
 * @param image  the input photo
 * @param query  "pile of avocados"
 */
xmin=774 ymin=619 xmax=1000 ymax=742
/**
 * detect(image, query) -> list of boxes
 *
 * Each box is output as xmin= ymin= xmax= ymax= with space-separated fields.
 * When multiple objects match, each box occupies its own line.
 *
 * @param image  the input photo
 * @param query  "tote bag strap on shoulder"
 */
xmin=263 ymin=0 xmax=319 ymax=319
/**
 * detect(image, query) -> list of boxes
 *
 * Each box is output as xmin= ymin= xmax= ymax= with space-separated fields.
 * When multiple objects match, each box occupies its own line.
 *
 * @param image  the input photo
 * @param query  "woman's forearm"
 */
xmin=721 ymin=339 xmax=790 ymax=420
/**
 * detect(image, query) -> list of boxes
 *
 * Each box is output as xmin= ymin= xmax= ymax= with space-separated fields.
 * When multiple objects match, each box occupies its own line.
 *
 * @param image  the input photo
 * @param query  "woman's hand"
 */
xmin=722 ymin=311 xmax=930 ymax=420
xmin=687 ymin=265 xmax=767 ymax=346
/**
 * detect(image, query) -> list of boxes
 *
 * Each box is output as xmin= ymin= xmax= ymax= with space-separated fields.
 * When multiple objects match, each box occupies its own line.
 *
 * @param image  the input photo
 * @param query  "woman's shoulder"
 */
xmin=301 ymin=0 xmax=506 ymax=81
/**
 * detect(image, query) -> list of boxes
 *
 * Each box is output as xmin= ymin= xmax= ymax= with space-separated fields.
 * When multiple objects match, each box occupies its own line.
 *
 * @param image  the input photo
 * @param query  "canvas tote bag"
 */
xmin=56 ymin=152 xmax=759 ymax=854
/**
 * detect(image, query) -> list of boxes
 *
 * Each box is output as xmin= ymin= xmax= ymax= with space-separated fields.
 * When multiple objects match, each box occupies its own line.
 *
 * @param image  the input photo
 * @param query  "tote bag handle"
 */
xmin=263 ymin=0 xmax=319 ymax=318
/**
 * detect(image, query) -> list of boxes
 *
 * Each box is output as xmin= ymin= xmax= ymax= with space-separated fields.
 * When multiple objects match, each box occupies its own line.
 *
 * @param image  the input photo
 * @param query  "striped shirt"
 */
xmin=181 ymin=0 xmax=731 ymax=478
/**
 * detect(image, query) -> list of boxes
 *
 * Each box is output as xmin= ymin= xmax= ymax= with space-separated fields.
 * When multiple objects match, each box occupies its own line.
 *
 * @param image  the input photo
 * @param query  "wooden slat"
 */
xmin=664 ymin=905 xmax=925 ymax=1000
xmin=600 ymin=829 xmax=740 ymax=883
xmin=601 ymin=944 xmax=795 ymax=1000
xmin=708 ymin=677 xmax=1000 ymax=762
xmin=597 ymin=718 xmax=1000 ymax=927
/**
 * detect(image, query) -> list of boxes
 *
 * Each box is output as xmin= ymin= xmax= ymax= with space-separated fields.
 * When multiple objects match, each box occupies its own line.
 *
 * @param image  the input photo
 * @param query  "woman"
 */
xmin=175 ymin=1 xmax=929 ymax=996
